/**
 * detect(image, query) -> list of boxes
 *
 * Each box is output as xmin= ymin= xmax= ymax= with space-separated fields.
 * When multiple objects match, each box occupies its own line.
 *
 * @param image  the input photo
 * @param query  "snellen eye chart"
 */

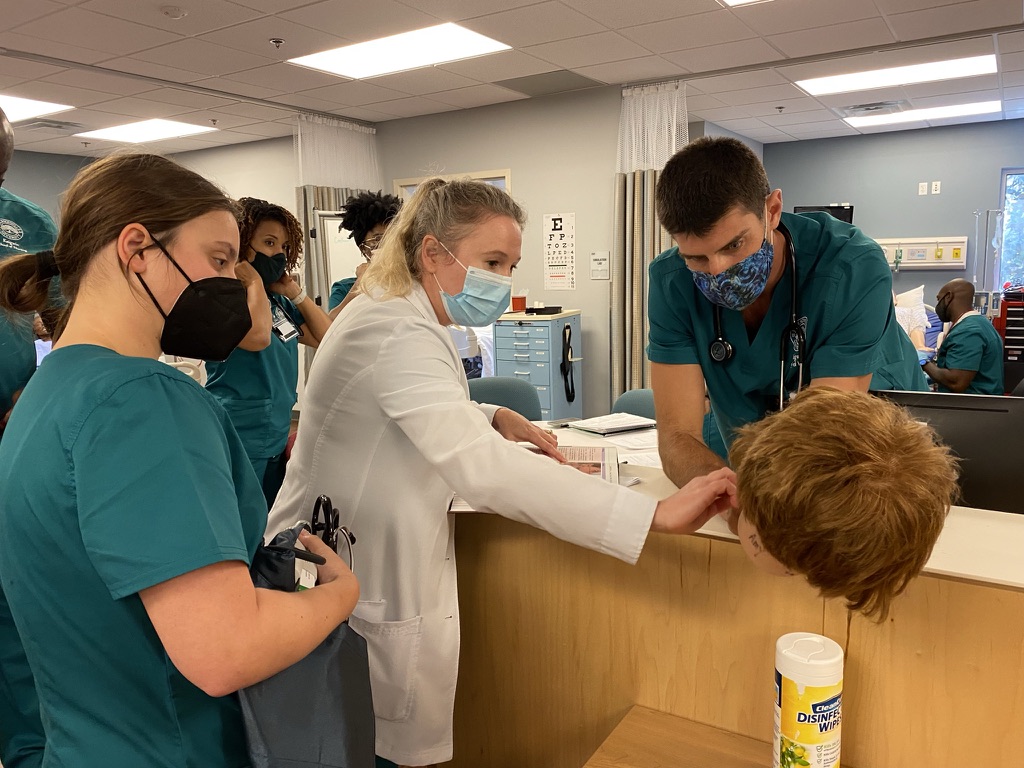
xmin=543 ymin=212 xmax=576 ymax=291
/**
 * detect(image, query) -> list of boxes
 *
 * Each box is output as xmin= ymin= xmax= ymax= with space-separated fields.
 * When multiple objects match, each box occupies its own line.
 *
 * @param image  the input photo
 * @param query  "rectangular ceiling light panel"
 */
xmin=798 ymin=55 xmax=997 ymax=96
xmin=0 ymin=94 xmax=74 ymax=122
xmin=76 ymin=119 xmax=216 ymax=143
xmin=289 ymin=23 xmax=510 ymax=79
xmin=845 ymin=100 xmax=1001 ymax=127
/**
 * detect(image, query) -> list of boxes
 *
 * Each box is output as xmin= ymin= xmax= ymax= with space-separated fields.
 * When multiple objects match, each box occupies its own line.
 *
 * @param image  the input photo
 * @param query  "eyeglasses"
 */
xmin=359 ymin=234 xmax=384 ymax=260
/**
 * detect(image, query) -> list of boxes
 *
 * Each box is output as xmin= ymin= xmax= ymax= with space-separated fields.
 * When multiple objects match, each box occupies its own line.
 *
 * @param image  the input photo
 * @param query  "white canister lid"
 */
xmin=775 ymin=632 xmax=844 ymax=682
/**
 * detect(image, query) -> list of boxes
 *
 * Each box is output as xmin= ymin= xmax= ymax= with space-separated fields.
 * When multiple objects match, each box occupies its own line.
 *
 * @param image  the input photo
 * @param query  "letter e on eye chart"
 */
xmin=543 ymin=213 xmax=576 ymax=291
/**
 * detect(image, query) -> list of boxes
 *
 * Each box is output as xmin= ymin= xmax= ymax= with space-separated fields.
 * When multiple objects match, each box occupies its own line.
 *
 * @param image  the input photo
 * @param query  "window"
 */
xmin=393 ymin=169 xmax=511 ymax=199
xmin=998 ymin=169 xmax=1024 ymax=290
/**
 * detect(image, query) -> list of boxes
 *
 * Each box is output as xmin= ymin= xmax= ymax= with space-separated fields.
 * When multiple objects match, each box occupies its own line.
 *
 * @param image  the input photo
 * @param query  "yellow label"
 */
xmin=953 ymin=247 xmax=962 ymax=259
xmin=774 ymin=670 xmax=842 ymax=768
xmin=935 ymin=247 xmax=944 ymax=259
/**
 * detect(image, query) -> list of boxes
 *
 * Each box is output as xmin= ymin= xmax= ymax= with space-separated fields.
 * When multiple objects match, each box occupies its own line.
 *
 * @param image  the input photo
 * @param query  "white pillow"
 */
xmin=894 ymin=285 xmax=925 ymax=310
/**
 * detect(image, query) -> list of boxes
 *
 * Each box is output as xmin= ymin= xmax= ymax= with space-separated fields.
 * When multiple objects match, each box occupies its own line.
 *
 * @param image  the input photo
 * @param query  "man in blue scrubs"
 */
xmin=0 ymin=107 xmax=58 ymax=437
xmin=647 ymin=137 xmax=925 ymax=487
xmin=922 ymin=278 xmax=1004 ymax=394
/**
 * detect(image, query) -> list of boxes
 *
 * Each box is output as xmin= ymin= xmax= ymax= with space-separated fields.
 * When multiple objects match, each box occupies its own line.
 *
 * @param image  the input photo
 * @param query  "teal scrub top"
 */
xmin=0 ymin=345 xmax=267 ymax=768
xmin=648 ymin=212 xmax=927 ymax=449
xmin=0 ymin=189 xmax=58 ymax=418
xmin=936 ymin=313 xmax=1004 ymax=395
xmin=328 ymin=277 xmax=357 ymax=310
xmin=206 ymin=294 xmax=303 ymax=461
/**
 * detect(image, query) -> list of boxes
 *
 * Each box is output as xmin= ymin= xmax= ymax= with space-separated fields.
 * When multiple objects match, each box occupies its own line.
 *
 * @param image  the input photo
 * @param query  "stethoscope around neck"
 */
xmin=709 ymin=245 xmax=805 ymax=412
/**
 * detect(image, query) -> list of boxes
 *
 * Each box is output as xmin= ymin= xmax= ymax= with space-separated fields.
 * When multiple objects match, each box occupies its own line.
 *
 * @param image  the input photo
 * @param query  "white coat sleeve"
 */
xmin=373 ymin=320 xmax=656 ymax=564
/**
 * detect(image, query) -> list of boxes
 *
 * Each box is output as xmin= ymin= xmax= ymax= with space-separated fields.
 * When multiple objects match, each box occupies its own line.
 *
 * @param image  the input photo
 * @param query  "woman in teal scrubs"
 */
xmin=206 ymin=198 xmax=332 ymax=506
xmin=0 ymin=154 xmax=358 ymax=768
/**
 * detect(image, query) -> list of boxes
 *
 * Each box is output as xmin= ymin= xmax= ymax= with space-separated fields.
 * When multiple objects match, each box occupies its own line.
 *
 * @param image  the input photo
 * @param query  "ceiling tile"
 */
xmin=296 ymin=80 xmax=409 ymax=106
xmin=715 ymin=83 xmax=808 ymax=107
xmin=999 ymin=31 xmax=1024 ymax=53
xmin=88 ymin=95 xmax=199 ymax=119
xmin=230 ymin=121 xmax=295 ymax=137
xmin=685 ymin=68 xmax=787 ymax=93
xmin=523 ymin=32 xmax=652 ymax=70
xmin=768 ymin=18 xmax=895 ymax=58
xmin=0 ymin=31 xmax=113 ymax=64
xmin=730 ymin=0 xmax=881 ymax=37
xmin=689 ymin=105 xmax=755 ymax=121
xmin=927 ymin=111 xmax=1002 ymax=127
xmin=1004 ymin=85 xmax=1024 ymax=100
xmin=166 ymin=109 xmax=261 ymax=130
xmin=282 ymin=0 xmax=437 ymax=44
xmin=395 ymin=0 xmax=541 ymax=21
xmin=361 ymin=96 xmax=460 ymax=118
xmin=1002 ymin=98 xmax=1024 ymax=114
xmin=1002 ymin=70 xmax=1024 ymax=88
xmin=5 ymin=80 xmax=114 ymax=107
xmin=561 ymin=0 xmax=720 ymax=29
xmin=102 ymin=56 xmax=215 ymax=84
xmin=761 ymin=108 xmax=838 ymax=126
xmin=365 ymin=67 xmax=480 ymax=96
xmin=887 ymin=0 xmax=1023 ymax=41
xmin=199 ymin=15 xmax=353 ymax=61
xmin=131 ymin=38 xmax=278 ymax=77
xmin=267 ymin=93 xmax=343 ymax=113
xmin=783 ymin=119 xmax=860 ymax=135
xmin=871 ymin=0 xmax=962 ymax=13
xmin=619 ymin=10 xmax=758 ymax=55
xmin=1001 ymin=51 xmax=1024 ymax=72
xmin=39 ymin=68 xmax=153 ymax=96
xmin=232 ymin=0 xmax=326 ymax=12
xmin=663 ymin=37 xmax=783 ymax=74
xmin=0 ymin=56 xmax=67 ymax=81
xmin=782 ymin=124 xmax=859 ymax=139
xmin=212 ymin=102 xmax=296 ymax=120
xmin=428 ymin=84 xmax=529 ymax=108
xmin=190 ymin=76 xmax=284 ymax=100
xmin=11 ymin=7 xmax=181 ymax=56
xmin=713 ymin=117 xmax=772 ymax=131
xmin=461 ymin=2 xmax=605 ymax=48
xmin=741 ymin=127 xmax=796 ymax=142
xmin=0 ymin=0 xmax=65 ymax=33
xmin=80 ymin=0 xmax=262 ymax=36
xmin=221 ymin=63 xmax=344 ymax=93
xmin=331 ymin=105 xmax=398 ymax=122
xmin=744 ymin=96 xmax=830 ymax=116
xmin=574 ymin=56 xmax=687 ymax=86
xmin=136 ymin=87 xmax=240 ymax=110
xmin=683 ymin=92 xmax=727 ymax=111
xmin=436 ymin=50 xmax=556 ymax=82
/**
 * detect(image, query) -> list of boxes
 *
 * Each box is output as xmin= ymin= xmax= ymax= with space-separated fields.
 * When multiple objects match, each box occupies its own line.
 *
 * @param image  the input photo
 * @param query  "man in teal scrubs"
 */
xmin=922 ymin=278 xmax=1004 ymax=394
xmin=647 ymin=137 xmax=925 ymax=487
xmin=0 ymin=106 xmax=58 ymax=437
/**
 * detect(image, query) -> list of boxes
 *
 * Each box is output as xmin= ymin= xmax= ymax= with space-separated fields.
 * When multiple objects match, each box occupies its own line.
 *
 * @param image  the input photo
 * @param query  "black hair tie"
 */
xmin=35 ymin=250 xmax=59 ymax=280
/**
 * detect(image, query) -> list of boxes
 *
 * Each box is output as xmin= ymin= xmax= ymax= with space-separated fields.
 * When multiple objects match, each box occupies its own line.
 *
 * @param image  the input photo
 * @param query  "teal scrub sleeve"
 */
xmin=808 ymin=247 xmax=894 ymax=380
xmin=328 ymin=278 xmax=356 ymax=310
xmin=647 ymin=259 xmax=701 ymax=365
xmin=72 ymin=374 xmax=253 ymax=600
xmin=941 ymin=326 xmax=985 ymax=371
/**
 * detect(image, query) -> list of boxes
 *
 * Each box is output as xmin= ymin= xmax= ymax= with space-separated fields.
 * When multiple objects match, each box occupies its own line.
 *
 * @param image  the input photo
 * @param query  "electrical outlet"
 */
xmin=918 ymin=182 xmax=928 ymax=195
xmin=932 ymin=180 xmax=942 ymax=194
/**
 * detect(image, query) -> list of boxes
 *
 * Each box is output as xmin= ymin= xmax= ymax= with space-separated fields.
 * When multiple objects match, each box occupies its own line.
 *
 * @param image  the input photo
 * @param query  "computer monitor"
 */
xmin=872 ymin=390 xmax=1024 ymax=515
xmin=793 ymin=205 xmax=854 ymax=224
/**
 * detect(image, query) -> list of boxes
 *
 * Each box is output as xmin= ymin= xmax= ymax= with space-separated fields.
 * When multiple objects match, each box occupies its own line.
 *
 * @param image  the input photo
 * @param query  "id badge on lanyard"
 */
xmin=271 ymin=300 xmax=299 ymax=343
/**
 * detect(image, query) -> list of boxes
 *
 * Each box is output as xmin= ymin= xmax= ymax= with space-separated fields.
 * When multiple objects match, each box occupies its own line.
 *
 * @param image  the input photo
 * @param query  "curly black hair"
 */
xmin=339 ymin=190 xmax=402 ymax=246
xmin=237 ymin=197 xmax=303 ymax=271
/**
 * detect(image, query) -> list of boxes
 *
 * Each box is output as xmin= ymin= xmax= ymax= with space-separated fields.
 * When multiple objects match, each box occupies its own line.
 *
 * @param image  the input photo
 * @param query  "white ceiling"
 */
xmin=1 ymin=0 xmax=1023 ymax=156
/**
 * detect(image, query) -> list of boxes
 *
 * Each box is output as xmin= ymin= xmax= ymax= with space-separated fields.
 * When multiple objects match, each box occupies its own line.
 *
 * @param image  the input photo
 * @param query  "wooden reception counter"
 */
xmin=446 ymin=435 xmax=1024 ymax=768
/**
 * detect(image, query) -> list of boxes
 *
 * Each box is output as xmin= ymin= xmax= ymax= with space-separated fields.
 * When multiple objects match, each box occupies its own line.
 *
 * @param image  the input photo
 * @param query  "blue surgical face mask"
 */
xmin=433 ymin=242 xmax=512 ymax=327
xmin=690 ymin=208 xmax=773 ymax=311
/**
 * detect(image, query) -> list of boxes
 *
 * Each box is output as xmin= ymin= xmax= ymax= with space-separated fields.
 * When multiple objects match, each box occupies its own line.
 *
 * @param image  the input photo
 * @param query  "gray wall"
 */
xmin=5 ymin=149 xmax=91 ymax=222
xmin=764 ymin=118 xmax=1024 ymax=300
xmin=376 ymin=85 xmax=624 ymax=416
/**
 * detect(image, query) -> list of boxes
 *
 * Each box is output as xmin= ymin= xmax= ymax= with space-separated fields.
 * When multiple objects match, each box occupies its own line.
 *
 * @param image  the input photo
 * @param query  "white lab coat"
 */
xmin=267 ymin=284 xmax=656 ymax=765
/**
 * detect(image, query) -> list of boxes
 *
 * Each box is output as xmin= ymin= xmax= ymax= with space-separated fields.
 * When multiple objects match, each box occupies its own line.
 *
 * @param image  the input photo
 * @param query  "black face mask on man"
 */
xmin=935 ymin=293 xmax=952 ymax=324
xmin=135 ymin=234 xmax=252 ymax=362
